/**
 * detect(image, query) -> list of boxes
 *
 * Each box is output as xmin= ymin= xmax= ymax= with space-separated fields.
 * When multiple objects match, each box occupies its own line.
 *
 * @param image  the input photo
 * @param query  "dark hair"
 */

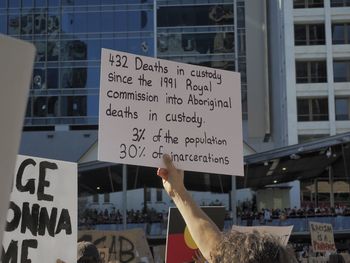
xmin=211 ymin=230 xmax=297 ymax=263
xmin=77 ymin=256 xmax=100 ymax=263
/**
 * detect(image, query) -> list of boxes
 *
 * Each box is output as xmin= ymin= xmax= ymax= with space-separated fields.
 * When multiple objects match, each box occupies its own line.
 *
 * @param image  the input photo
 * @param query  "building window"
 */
xmin=93 ymin=194 xmax=99 ymax=203
xmin=156 ymin=189 xmax=163 ymax=202
xmin=335 ymin=97 xmax=350 ymax=120
xmin=294 ymin=0 xmax=324 ymax=8
xmin=295 ymin=24 xmax=325 ymax=45
xmin=298 ymin=134 xmax=328 ymax=143
xmin=296 ymin=61 xmax=327 ymax=83
xmin=334 ymin=60 xmax=350 ymax=82
xmin=332 ymin=23 xmax=350 ymax=44
xmin=331 ymin=0 xmax=350 ymax=7
xmin=157 ymin=5 xmax=234 ymax=27
xmin=297 ymin=98 xmax=329 ymax=121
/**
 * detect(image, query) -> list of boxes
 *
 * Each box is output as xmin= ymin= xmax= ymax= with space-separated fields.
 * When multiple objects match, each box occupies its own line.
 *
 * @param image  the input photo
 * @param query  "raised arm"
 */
xmin=157 ymin=155 xmax=222 ymax=262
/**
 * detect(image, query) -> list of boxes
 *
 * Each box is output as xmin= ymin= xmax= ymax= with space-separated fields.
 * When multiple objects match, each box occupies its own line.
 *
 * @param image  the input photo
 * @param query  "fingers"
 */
xmin=157 ymin=168 xmax=168 ymax=180
xmin=163 ymin=154 xmax=177 ymax=173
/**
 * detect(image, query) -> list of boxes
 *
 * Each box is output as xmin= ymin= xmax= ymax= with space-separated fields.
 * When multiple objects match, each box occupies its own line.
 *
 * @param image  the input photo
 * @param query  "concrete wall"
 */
xmin=245 ymin=0 xmax=271 ymax=150
xmin=257 ymin=188 xmax=291 ymax=210
xmin=267 ymin=0 xmax=288 ymax=148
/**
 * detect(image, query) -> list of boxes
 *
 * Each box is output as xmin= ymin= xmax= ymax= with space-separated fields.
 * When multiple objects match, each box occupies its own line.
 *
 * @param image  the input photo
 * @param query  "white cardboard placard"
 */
xmin=0 ymin=35 xmax=35 ymax=246
xmin=309 ymin=221 xmax=336 ymax=253
xmin=98 ymin=49 xmax=243 ymax=176
xmin=2 ymin=155 xmax=77 ymax=263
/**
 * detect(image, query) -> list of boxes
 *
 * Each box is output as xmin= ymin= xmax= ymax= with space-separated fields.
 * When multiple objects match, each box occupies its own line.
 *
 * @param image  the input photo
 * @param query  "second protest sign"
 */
xmin=2 ymin=155 xmax=77 ymax=263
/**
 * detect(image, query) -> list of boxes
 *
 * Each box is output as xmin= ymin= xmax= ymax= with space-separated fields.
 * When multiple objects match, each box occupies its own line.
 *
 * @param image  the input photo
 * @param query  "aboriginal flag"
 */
xmin=165 ymin=207 xmax=225 ymax=263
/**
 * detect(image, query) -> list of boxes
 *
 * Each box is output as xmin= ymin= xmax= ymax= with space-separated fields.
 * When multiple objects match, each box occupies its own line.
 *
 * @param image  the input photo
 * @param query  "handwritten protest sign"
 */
xmin=232 ymin=225 xmax=293 ymax=246
xmin=98 ymin=49 xmax=243 ymax=176
xmin=2 ymin=155 xmax=77 ymax=263
xmin=309 ymin=221 xmax=336 ymax=253
xmin=78 ymin=228 xmax=154 ymax=263
xmin=0 ymin=35 xmax=35 ymax=246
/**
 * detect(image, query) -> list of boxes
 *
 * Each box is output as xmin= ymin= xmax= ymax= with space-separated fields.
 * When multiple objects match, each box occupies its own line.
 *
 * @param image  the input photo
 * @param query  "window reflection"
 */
xmin=33 ymin=97 xmax=48 ymax=117
xmin=21 ymin=13 xmax=33 ymax=34
xmin=86 ymin=68 xmax=100 ymax=87
xmin=335 ymin=97 xmax=350 ymax=120
xmin=297 ymin=98 xmax=329 ymax=121
xmin=48 ymin=14 xmax=60 ymax=35
xmin=61 ymin=68 xmax=87 ymax=88
xmin=35 ymin=0 xmax=46 ymax=7
xmin=47 ymin=68 xmax=59 ymax=89
xmin=47 ymin=41 xmax=59 ymax=61
xmin=35 ymin=41 xmax=46 ymax=61
xmin=26 ymin=98 xmax=32 ymax=117
xmin=61 ymin=40 xmax=87 ymax=61
xmin=33 ymin=68 xmax=46 ymax=89
xmin=87 ymin=95 xmax=99 ymax=116
xmin=294 ymin=0 xmax=324 ymax=8
xmin=331 ymin=0 xmax=350 ymax=7
xmin=8 ymin=15 xmax=20 ymax=35
xmin=158 ymin=32 xmax=234 ymax=55
xmin=61 ymin=96 xmax=87 ymax=116
xmin=9 ymin=0 xmax=20 ymax=8
xmin=332 ymin=23 xmax=350 ymax=44
xmin=334 ymin=61 xmax=350 ymax=82
xmin=48 ymin=96 xmax=59 ymax=116
xmin=296 ymin=61 xmax=327 ymax=83
xmin=87 ymin=39 xmax=101 ymax=60
xmin=294 ymin=24 xmax=325 ymax=45
xmin=0 ymin=15 xmax=7 ymax=34
xmin=34 ymin=13 xmax=46 ymax=34
xmin=158 ymin=5 xmax=233 ymax=27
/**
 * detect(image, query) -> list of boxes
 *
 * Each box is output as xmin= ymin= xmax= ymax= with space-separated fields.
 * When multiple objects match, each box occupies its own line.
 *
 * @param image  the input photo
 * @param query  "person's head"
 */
xmin=211 ymin=230 xmax=297 ymax=263
xmin=77 ymin=241 xmax=101 ymax=263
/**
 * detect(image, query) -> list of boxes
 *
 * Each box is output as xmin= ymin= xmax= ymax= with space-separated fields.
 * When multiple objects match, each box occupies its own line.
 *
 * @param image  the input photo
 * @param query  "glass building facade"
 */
xmin=0 ymin=0 xmax=155 ymax=127
xmin=0 ymin=0 xmax=246 ymax=127
xmin=156 ymin=0 xmax=247 ymax=119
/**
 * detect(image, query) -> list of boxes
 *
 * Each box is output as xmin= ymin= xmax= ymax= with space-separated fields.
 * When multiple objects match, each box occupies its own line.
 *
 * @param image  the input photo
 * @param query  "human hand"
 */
xmin=157 ymin=154 xmax=185 ymax=198
xmin=56 ymin=259 xmax=66 ymax=263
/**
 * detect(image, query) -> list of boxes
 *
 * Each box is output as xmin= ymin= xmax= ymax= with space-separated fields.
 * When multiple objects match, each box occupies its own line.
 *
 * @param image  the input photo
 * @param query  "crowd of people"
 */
xmin=78 ymin=207 xmax=167 ymax=228
xmin=79 ymin=204 xmax=350 ymax=229
xmin=239 ymin=205 xmax=350 ymax=222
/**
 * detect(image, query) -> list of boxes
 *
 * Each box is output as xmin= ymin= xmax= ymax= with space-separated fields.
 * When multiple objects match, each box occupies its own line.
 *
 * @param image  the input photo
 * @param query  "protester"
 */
xmin=77 ymin=241 xmax=101 ymax=263
xmin=157 ymin=154 xmax=298 ymax=263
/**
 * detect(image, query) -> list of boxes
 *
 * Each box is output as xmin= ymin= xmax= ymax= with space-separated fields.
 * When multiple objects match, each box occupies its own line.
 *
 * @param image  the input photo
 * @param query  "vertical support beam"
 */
xmin=122 ymin=164 xmax=127 ymax=230
xmin=153 ymin=0 xmax=157 ymax=58
xmin=233 ymin=0 xmax=238 ymax=71
xmin=108 ymin=166 xmax=115 ymax=193
xmin=314 ymin=178 xmax=319 ymax=208
xmin=324 ymin=0 xmax=336 ymax=135
xmin=231 ymin=176 xmax=237 ymax=225
xmin=143 ymin=185 xmax=148 ymax=213
xmin=329 ymin=166 xmax=335 ymax=208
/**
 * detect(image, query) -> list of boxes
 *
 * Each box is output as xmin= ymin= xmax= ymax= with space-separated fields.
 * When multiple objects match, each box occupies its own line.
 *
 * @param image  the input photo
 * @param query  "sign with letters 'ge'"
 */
xmin=2 ymin=155 xmax=77 ymax=263
xmin=98 ymin=49 xmax=243 ymax=176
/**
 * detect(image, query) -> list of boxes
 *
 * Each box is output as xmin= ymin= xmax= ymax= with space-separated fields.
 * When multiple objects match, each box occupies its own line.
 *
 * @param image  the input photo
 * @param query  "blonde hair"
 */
xmin=211 ymin=230 xmax=297 ymax=263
